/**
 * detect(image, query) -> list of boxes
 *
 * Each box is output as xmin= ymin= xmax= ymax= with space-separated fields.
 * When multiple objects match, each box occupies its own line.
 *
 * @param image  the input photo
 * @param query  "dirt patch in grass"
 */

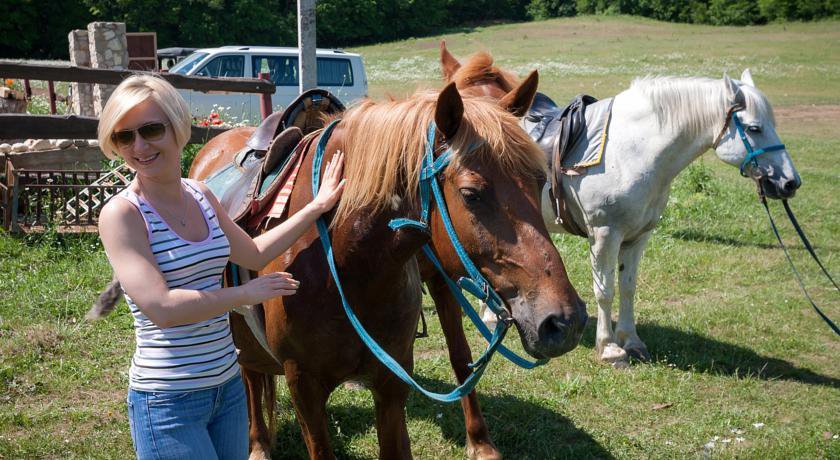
xmin=775 ymin=105 xmax=840 ymax=139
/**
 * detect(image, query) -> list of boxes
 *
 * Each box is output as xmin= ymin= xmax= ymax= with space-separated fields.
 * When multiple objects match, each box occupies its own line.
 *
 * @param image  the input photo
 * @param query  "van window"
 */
xmin=195 ymin=55 xmax=245 ymax=78
xmin=169 ymin=52 xmax=208 ymax=75
xmin=251 ymin=56 xmax=354 ymax=86
xmin=317 ymin=58 xmax=354 ymax=86
xmin=252 ymin=55 xmax=299 ymax=86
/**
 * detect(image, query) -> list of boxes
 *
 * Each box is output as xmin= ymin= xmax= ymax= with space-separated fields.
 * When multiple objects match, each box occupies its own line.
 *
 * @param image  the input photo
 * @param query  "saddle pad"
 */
xmin=244 ymin=148 xmax=306 ymax=230
xmin=562 ymin=97 xmax=614 ymax=172
xmin=267 ymin=149 xmax=306 ymax=220
xmin=203 ymin=147 xmax=252 ymax=205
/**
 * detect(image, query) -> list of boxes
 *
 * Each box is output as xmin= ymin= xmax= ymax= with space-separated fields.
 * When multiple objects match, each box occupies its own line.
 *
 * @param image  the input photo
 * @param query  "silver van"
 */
xmin=168 ymin=46 xmax=367 ymax=123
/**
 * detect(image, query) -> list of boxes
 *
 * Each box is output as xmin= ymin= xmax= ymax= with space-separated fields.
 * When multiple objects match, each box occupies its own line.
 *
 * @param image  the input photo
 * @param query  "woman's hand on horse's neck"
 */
xmin=205 ymin=152 xmax=346 ymax=272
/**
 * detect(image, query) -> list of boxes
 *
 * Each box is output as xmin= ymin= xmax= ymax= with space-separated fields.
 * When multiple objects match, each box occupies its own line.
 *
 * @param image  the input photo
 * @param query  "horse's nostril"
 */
xmin=538 ymin=314 xmax=568 ymax=345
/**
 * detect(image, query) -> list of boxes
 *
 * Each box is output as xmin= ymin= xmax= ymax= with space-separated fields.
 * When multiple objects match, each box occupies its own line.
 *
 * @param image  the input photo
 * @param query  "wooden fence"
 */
xmin=0 ymin=63 xmax=276 ymax=232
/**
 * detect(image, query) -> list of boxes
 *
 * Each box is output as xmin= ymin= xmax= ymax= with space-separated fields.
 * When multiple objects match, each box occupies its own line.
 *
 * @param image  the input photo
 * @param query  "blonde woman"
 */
xmin=97 ymin=75 xmax=345 ymax=459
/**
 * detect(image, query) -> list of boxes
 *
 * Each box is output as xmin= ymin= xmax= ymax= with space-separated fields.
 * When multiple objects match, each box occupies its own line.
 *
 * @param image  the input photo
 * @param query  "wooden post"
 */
xmin=23 ymin=79 xmax=31 ymax=99
xmin=48 ymin=80 xmax=57 ymax=114
xmin=297 ymin=0 xmax=317 ymax=93
xmin=259 ymin=72 xmax=272 ymax=120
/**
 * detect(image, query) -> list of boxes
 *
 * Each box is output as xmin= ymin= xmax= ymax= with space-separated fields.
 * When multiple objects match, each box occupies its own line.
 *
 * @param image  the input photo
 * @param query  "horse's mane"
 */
xmin=450 ymin=51 xmax=520 ymax=92
xmin=332 ymin=90 xmax=545 ymax=226
xmin=629 ymin=76 xmax=776 ymax=139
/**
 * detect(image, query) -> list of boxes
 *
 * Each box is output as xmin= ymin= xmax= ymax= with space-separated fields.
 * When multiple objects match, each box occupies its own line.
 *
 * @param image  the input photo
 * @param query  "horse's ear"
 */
xmin=723 ymin=73 xmax=744 ymax=107
xmin=499 ymin=70 xmax=538 ymax=117
xmin=740 ymin=69 xmax=755 ymax=87
xmin=440 ymin=40 xmax=461 ymax=82
xmin=435 ymin=82 xmax=464 ymax=140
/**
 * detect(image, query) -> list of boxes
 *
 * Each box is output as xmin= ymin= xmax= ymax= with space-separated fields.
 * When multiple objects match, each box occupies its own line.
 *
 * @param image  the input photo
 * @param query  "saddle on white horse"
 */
xmin=522 ymin=92 xmax=613 ymax=236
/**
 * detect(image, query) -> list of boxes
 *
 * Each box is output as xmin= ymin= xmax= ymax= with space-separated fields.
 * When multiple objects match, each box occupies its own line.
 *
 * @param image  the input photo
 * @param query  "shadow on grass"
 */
xmin=579 ymin=323 xmax=839 ymax=388
xmin=672 ymin=228 xmax=838 ymax=252
xmin=671 ymin=229 xmax=779 ymax=249
xmin=271 ymin=375 xmax=613 ymax=459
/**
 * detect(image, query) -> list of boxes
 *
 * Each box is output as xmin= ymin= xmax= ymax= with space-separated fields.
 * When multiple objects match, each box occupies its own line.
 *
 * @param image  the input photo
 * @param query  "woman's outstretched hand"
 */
xmin=311 ymin=150 xmax=346 ymax=214
xmin=241 ymin=272 xmax=300 ymax=304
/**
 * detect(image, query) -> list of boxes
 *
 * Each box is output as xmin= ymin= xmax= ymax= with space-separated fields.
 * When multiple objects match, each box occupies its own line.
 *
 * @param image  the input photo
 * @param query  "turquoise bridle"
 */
xmin=715 ymin=105 xmax=786 ymax=177
xmin=311 ymin=119 xmax=544 ymax=403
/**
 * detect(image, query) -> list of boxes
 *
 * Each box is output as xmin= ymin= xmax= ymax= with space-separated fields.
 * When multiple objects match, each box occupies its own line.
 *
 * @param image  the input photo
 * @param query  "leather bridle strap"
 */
xmin=711 ymin=103 xmax=744 ymax=149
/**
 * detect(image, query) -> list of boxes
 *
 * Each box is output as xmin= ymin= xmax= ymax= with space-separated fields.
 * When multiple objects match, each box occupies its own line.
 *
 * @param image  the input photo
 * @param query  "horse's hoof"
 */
xmin=625 ymin=345 xmax=651 ymax=363
xmin=466 ymin=439 xmax=502 ymax=460
xmin=249 ymin=444 xmax=272 ymax=460
xmin=611 ymin=359 xmax=631 ymax=369
xmin=343 ymin=380 xmax=366 ymax=390
xmin=596 ymin=342 xmax=628 ymax=364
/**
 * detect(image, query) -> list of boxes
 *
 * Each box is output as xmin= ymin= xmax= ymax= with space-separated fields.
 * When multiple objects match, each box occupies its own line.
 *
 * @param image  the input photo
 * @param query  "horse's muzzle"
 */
xmin=760 ymin=175 xmax=801 ymax=199
xmin=532 ymin=297 xmax=588 ymax=358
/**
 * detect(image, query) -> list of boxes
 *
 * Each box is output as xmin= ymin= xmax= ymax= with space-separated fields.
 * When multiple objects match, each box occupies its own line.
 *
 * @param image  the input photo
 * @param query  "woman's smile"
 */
xmin=134 ymin=152 xmax=161 ymax=166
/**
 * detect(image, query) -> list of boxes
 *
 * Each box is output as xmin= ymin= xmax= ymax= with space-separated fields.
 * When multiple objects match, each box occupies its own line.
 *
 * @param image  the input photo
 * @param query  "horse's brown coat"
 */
xmin=190 ymin=82 xmax=585 ymax=459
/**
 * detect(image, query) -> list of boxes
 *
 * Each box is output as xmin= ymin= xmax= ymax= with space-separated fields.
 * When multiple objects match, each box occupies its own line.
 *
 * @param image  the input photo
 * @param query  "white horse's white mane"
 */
xmin=629 ymin=76 xmax=776 ymax=139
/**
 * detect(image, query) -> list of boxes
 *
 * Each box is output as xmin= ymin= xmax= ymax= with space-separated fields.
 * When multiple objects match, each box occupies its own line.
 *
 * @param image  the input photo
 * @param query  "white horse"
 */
xmin=539 ymin=71 xmax=801 ymax=364
xmin=441 ymin=49 xmax=801 ymax=365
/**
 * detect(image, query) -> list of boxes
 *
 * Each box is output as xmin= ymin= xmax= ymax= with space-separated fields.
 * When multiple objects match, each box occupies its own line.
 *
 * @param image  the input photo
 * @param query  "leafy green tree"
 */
xmin=0 ymin=0 xmax=94 ymax=59
xmin=527 ymin=0 xmax=577 ymax=19
xmin=707 ymin=0 xmax=763 ymax=25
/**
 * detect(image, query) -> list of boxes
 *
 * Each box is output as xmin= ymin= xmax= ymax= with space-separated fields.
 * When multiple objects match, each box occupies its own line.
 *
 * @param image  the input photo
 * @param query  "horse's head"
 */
xmin=334 ymin=82 xmax=586 ymax=359
xmin=713 ymin=70 xmax=801 ymax=199
xmin=439 ymin=42 xmax=586 ymax=357
xmin=431 ymin=83 xmax=587 ymax=359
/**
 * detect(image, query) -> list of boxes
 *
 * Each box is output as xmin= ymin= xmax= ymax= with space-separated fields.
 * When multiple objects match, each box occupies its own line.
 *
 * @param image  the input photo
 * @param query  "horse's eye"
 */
xmin=460 ymin=188 xmax=482 ymax=204
xmin=748 ymin=125 xmax=762 ymax=133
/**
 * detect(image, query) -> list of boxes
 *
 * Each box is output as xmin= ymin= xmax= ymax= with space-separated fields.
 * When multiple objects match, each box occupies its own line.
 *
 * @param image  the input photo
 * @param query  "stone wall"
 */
xmin=68 ymin=30 xmax=94 ymax=116
xmin=88 ymin=22 xmax=128 ymax=116
xmin=68 ymin=22 xmax=128 ymax=116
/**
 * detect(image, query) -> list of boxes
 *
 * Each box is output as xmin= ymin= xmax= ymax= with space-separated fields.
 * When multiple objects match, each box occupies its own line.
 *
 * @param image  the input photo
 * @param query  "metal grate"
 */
xmin=5 ymin=164 xmax=134 ymax=233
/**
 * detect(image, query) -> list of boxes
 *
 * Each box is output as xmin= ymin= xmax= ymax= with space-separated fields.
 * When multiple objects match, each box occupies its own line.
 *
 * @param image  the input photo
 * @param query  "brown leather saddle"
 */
xmin=204 ymin=89 xmax=345 ymax=229
xmin=204 ymin=90 xmax=344 ymax=375
xmin=523 ymin=92 xmax=598 ymax=237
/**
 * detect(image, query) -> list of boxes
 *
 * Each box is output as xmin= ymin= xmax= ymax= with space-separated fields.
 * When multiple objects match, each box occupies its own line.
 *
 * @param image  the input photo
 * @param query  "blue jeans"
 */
xmin=127 ymin=374 xmax=249 ymax=460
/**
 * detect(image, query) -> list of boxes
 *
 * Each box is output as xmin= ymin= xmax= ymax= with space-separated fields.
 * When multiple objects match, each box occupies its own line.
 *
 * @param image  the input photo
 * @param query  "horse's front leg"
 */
xmin=616 ymin=231 xmax=652 ymax=362
xmin=284 ymin=361 xmax=335 ymax=459
xmin=427 ymin=275 xmax=501 ymax=460
xmin=371 ymin=370 xmax=413 ymax=460
xmin=590 ymin=227 xmax=628 ymax=365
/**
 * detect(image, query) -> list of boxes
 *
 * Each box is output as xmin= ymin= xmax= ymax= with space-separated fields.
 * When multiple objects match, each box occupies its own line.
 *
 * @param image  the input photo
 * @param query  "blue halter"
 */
xmin=728 ymin=111 xmax=786 ymax=177
xmin=389 ymin=122 xmax=547 ymax=370
xmin=311 ymin=120 xmax=542 ymax=404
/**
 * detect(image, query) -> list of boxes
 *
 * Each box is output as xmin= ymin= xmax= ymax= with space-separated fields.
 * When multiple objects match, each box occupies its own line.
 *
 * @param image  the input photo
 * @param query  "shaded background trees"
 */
xmin=2 ymin=0 xmax=838 ymax=59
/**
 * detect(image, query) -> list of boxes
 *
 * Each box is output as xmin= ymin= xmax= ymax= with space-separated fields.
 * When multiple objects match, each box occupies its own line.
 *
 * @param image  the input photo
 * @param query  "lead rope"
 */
xmin=759 ymin=192 xmax=839 ymax=336
xmin=313 ymin=120 xmax=512 ymax=402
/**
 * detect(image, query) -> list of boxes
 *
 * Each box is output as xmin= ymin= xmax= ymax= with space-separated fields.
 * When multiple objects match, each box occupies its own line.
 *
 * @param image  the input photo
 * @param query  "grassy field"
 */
xmin=2 ymin=16 xmax=839 ymax=459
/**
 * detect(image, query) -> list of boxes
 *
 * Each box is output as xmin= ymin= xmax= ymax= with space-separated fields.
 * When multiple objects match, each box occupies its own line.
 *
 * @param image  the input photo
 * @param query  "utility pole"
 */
xmin=298 ymin=0 xmax=316 ymax=93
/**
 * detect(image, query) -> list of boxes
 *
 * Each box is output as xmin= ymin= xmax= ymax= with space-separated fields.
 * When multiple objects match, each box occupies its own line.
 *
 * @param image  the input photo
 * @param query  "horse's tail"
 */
xmin=86 ymin=275 xmax=122 ymax=320
xmin=242 ymin=366 xmax=278 ymax=454
xmin=264 ymin=372 xmax=277 ymax=450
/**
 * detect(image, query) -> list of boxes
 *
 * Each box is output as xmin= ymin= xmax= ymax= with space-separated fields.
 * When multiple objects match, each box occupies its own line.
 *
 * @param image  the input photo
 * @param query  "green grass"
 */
xmin=2 ymin=16 xmax=839 ymax=459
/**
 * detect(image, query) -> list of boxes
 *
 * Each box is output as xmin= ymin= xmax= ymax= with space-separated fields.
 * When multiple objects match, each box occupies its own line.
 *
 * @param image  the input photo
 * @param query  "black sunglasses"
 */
xmin=111 ymin=121 xmax=169 ymax=148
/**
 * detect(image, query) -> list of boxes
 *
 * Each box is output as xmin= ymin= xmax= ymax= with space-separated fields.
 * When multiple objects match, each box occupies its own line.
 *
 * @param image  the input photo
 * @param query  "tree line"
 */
xmin=3 ymin=0 xmax=838 ymax=60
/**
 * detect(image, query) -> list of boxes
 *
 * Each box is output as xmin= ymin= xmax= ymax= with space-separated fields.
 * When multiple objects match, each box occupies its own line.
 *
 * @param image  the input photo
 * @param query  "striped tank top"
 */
xmin=116 ymin=179 xmax=239 ymax=392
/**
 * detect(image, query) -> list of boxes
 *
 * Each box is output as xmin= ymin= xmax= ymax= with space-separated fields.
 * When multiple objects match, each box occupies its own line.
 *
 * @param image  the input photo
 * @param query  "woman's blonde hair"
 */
xmin=97 ymin=75 xmax=192 ymax=159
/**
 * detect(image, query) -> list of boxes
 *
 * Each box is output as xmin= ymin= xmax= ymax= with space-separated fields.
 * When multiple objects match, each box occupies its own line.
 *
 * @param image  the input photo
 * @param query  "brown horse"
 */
xmin=415 ymin=44 xmax=589 ymax=459
xmin=187 ymin=82 xmax=584 ymax=459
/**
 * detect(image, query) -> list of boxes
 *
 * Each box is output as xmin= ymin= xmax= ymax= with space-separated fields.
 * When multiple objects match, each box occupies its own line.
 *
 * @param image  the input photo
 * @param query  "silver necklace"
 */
xmin=175 ymin=189 xmax=188 ymax=227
